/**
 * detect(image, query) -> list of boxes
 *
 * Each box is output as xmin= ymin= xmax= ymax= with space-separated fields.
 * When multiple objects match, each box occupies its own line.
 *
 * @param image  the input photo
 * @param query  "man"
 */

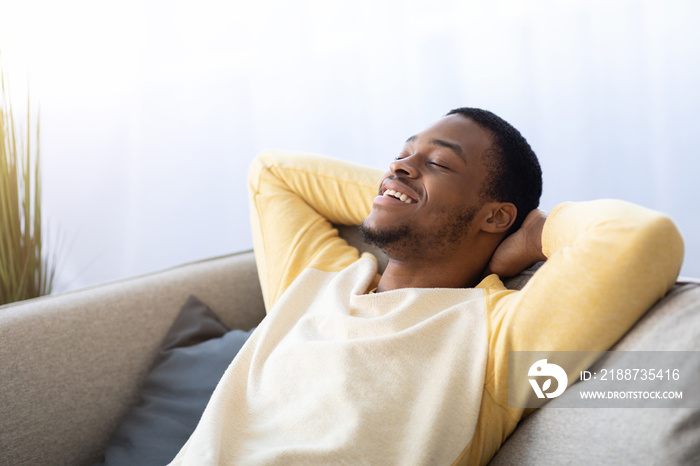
xmin=171 ymin=108 xmax=683 ymax=465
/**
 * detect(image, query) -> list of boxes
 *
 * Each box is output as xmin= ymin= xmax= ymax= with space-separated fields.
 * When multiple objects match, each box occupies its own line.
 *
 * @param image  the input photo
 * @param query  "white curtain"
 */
xmin=2 ymin=0 xmax=698 ymax=291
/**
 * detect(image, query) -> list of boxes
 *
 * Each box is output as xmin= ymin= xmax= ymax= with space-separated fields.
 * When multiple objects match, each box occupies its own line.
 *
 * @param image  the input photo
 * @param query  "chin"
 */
xmin=358 ymin=220 xmax=433 ymax=262
xmin=359 ymin=220 xmax=410 ymax=250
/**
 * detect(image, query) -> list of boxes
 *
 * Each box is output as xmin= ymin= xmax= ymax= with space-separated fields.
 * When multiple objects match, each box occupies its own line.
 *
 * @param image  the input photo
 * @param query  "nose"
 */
xmin=389 ymin=156 xmax=419 ymax=178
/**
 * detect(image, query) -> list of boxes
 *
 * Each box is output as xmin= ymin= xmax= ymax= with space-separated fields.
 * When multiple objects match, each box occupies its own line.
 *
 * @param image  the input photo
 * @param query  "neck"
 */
xmin=375 ymin=250 xmax=487 ymax=293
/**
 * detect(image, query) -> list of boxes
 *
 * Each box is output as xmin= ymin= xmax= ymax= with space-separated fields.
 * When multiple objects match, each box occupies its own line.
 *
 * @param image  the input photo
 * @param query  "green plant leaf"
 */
xmin=0 ymin=50 xmax=58 ymax=305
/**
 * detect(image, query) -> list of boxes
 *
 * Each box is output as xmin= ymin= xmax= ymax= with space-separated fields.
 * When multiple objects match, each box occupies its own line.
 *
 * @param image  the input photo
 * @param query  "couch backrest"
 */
xmin=0 ymin=251 xmax=266 ymax=466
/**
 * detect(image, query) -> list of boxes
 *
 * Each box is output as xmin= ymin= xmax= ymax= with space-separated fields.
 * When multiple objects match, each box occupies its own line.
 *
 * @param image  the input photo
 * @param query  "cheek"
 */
xmin=425 ymin=192 xmax=474 ymax=217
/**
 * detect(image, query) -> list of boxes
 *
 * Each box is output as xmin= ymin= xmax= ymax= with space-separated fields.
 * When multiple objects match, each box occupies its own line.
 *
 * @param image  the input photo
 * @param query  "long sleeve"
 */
xmin=248 ymin=150 xmax=383 ymax=311
xmin=489 ymin=199 xmax=683 ymax=354
xmin=473 ymin=200 xmax=684 ymax=457
xmin=459 ymin=200 xmax=684 ymax=465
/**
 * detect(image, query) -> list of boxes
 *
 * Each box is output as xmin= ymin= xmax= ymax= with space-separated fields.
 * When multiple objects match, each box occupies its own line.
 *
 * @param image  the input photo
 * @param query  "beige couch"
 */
xmin=1 ymin=226 xmax=698 ymax=465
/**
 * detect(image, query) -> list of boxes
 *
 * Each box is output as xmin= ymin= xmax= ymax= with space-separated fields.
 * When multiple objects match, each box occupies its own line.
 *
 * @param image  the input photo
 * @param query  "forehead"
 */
xmin=411 ymin=114 xmax=494 ymax=162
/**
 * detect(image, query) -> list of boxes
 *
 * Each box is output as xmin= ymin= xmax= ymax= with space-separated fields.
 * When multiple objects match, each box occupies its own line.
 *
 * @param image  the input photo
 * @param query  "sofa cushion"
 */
xmin=489 ymin=282 xmax=700 ymax=465
xmin=97 ymin=296 xmax=254 ymax=466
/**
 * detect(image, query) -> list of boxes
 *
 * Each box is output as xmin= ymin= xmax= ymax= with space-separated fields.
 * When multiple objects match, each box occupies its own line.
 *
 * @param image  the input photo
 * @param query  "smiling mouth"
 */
xmin=382 ymin=188 xmax=416 ymax=204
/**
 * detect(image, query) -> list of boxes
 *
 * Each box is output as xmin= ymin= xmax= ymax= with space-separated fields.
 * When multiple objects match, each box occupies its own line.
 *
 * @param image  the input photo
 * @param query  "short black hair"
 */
xmin=446 ymin=107 xmax=542 ymax=234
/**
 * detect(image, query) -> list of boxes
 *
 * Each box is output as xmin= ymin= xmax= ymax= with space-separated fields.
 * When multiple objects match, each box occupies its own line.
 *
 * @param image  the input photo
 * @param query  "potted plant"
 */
xmin=0 ymin=51 xmax=57 ymax=305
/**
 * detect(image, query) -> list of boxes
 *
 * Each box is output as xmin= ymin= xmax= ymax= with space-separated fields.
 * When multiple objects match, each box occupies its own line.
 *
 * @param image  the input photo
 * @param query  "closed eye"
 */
xmin=429 ymin=161 xmax=450 ymax=170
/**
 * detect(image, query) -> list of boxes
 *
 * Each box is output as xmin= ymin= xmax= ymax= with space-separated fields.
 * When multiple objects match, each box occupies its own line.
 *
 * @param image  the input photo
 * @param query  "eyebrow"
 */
xmin=404 ymin=135 xmax=467 ymax=164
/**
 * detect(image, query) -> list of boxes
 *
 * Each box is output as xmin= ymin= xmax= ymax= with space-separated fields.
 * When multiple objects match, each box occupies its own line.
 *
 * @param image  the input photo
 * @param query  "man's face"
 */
xmin=360 ymin=114 xmax=493 ymax=260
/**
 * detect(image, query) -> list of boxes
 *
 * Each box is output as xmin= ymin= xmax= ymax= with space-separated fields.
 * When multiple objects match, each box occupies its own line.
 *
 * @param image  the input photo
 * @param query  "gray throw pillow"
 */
xmin=97 ymin=295 xmax=254 ymax=466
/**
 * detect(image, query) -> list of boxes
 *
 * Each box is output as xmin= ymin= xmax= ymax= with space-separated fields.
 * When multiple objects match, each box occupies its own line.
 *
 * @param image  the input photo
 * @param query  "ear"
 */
xmin=479 ymin=202 xmax=516 ymax=233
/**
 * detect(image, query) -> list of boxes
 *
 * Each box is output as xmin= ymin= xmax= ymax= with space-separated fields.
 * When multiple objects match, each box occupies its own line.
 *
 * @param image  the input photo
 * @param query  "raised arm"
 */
xmin=483 ymin=200 xmax=684 ymax=416
xmin=248 ymin=150 xmax=382 ymax=311
xmin=488 ymin=200 xmax=683 ymax=352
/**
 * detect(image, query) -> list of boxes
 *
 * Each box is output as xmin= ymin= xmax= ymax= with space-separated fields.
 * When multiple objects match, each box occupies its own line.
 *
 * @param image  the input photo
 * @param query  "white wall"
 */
xmin=1 ymin=0 xmax=698 ymax=292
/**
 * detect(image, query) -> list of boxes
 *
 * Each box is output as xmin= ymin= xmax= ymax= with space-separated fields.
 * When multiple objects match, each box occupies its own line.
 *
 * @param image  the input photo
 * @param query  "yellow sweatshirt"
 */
xmin=170 ymin=150 xmax=683 ymax=465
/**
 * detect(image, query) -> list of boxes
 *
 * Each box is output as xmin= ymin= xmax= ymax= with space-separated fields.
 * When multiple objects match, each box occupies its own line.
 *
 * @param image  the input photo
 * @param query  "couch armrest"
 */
xmin=0 ymin=251 xmax=265 ymax=466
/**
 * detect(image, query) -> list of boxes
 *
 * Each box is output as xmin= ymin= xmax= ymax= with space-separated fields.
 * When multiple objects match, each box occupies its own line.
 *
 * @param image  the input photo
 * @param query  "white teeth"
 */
xmin=383 ymin=188 xmax=414 ymax=204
